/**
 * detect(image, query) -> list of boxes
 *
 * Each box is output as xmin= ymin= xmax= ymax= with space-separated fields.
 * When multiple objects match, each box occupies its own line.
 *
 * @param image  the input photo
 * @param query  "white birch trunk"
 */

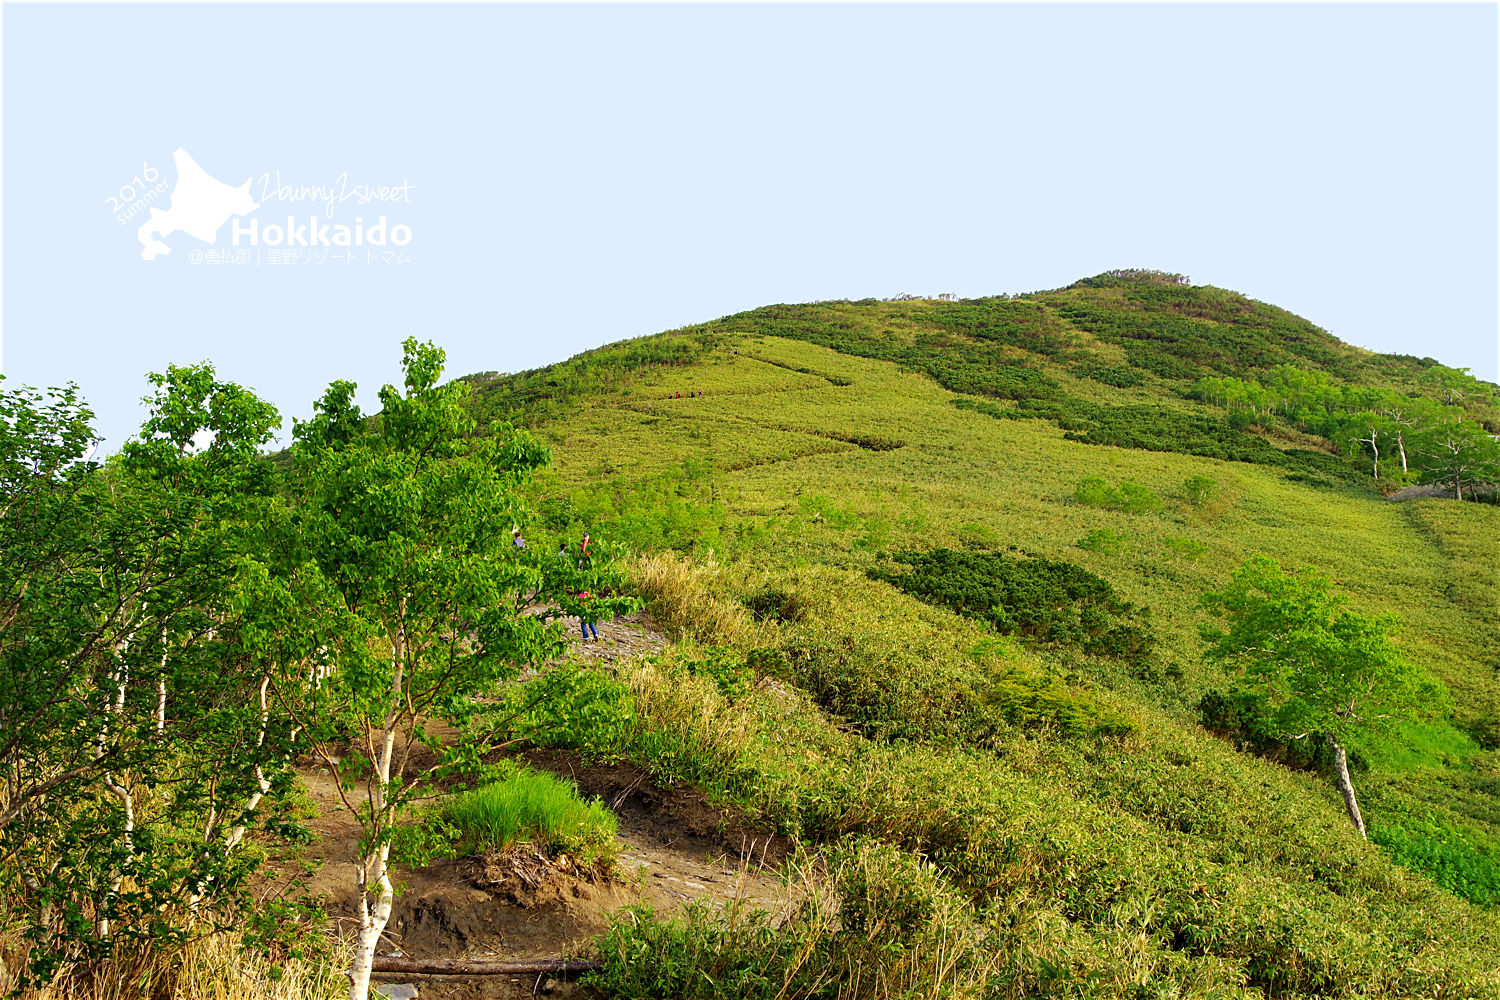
xmin=1330 ymin=735 xmax=1367 ymax=839
xmin=347 ymin=631 xmax=405 ymax=1000
xmin=96 ymin=646 xmax=134 ymax=938
xmin=348 ymin=841 xmax=395 ymax=1000
xmin=98 ymin=775 xmax=134 ymax=938
xmin=223 ymin=676 xmax=273 ymax=853
xmin=155 ymin=633 xmax=169 ymax=733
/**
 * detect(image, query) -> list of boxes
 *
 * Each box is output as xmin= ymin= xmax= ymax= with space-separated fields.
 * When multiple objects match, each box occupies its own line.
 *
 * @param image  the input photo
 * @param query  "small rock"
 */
xmin=374 ymin=985 xmax=419 ymax=1000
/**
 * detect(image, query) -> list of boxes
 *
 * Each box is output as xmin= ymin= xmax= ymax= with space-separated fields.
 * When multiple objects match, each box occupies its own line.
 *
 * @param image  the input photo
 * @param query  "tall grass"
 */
xmin=632 ymin=551 xmax=756 ymax=645
xmin=513 ymin=552 xmax=1500 ymax=997
xmin=443 ymin=767 xmax=618 ymax=864
xmin=588 ymin=841 xmax=1028 ymax=1000
xmin=0 ymin=928 xmax=348 ymax=1000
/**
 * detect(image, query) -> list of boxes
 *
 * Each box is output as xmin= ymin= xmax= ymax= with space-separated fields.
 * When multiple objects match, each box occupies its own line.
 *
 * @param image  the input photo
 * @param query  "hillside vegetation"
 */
xmin=6 ymin=271 xmax=1499 ymax=1000
xmin=463 ymin=271 xmax=1500 ymax=997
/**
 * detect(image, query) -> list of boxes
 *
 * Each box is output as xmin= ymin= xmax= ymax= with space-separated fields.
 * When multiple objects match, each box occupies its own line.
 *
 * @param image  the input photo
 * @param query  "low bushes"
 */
xmin=517 ymin=647 xmax=1500 ymax=999
xmin=515 ymin=553 xmax=1500 ymax=998
xmin=868 ymin=548 xmax=1154 ymax=664
xmin=1076 ymin=528 xmax=1127 ymax=554
xmin=1071 ymin=362 xmax=1145 ymax=388
xmin=1073 ymin=475 xmax=1163 ymax=513
xmin=1370 ymin=820 xmax=1500 ymax=906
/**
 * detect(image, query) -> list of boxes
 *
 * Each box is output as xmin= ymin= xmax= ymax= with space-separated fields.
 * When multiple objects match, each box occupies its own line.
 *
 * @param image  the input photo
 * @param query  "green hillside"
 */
xmin=9 ymin=271 xmax=1498 ymax=1000
xmin=463 ymin=271 xmax=1500 ymax=997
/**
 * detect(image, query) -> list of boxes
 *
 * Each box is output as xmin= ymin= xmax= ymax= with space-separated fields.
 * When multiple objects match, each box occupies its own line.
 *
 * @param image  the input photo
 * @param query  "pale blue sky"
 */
xmin=3 ymin=2 xmax=1496 ymax=451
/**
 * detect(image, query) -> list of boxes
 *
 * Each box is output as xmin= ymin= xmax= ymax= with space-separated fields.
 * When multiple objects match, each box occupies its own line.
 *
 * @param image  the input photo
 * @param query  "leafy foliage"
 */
xmin=542 ymin=572 xmax=1500 ymax=997
xmin=470 ymin=277 xmax=1500 ymax=995
xmin=1071 ymin=361 xmax=1145 ymax=388
xmin=1200 ymin=556 xmax=1446 ymax=749
xmin=281 ymin=339 xmax=636 ymax=998
xmin=869 ymin=548 xmax=1154 ymax=663
xmin=13 ymin=270 xmax=1500 ymax=997
xmin=1370 ymin=817 xmax=1500 ymax=906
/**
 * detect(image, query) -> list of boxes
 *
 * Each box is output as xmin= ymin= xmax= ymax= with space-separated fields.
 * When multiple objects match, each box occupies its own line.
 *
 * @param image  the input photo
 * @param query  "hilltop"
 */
xmin=465 ymin=269 xmax=1498 ymax=491
xmin=451 ymin=270 xmax=1500 ymax=997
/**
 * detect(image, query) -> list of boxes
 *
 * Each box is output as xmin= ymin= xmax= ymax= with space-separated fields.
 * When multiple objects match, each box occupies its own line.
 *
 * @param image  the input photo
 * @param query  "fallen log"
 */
xmin=369 ymin=956 xmax=602 ymax=977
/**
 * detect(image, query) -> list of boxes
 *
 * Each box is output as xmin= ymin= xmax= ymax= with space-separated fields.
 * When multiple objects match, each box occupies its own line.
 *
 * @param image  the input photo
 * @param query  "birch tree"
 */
xmin=286 ymin=340 xmax=570 ymax=1000
xmin=1199 ymin=556 xmax=1442 ymax=839
xmin=1376 ymin=393 xmax=1441 ymax=477
xmin=1414 ymin=420 xmax=1500 ymax=501
xmin=0 ymin=368 xmax=304 ymax=989
xmin=1341 ymin=412 xmax=1388 ymax=480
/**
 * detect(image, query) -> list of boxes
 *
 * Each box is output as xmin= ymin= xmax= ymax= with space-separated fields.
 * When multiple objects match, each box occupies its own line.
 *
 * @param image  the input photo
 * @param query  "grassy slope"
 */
xmin=528 ymin=333 xmax=1498 ymax=740
xmin=465 ymin=280 xmax=1500 ymax=995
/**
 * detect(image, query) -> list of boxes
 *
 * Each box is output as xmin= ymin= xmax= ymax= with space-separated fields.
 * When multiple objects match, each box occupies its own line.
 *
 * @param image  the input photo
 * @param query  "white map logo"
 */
xmin=137 ymin=148 xmax=257 ymax=261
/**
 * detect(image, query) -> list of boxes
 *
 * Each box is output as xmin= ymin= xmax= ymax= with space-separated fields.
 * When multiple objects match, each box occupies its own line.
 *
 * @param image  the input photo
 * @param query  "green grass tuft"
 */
xmin=442 ymin=767 xmax=618 ymax=863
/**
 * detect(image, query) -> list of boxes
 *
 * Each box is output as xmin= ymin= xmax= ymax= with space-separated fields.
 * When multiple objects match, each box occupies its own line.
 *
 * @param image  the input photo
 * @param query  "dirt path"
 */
xmin=283 ymin=608 xmax=789 ymax=999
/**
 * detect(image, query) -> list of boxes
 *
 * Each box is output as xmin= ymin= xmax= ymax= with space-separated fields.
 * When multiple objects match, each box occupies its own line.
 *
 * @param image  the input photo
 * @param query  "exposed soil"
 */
xmin=281 ymin=607 xmax=789 ymax=999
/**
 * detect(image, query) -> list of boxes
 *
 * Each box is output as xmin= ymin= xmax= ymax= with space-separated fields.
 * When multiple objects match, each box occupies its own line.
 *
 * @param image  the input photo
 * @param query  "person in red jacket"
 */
xmin=575 ymin=588 xmax=599 ymax=640
xmin=574 ymin=532 xmax=598 ymax=638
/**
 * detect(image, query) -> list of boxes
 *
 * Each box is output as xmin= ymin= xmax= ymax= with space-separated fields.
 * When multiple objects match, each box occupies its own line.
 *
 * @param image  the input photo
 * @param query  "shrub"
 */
xmin=1073 ymin=476 xmax=1163 ymax=514
xmin=1116 ymin=480 xmax=1163 ymax=513
xmin=1074 ymin=475 xmax=1115 ymax=508
xmin=442 ymin=767 xmax=618 ymax=864
xmin=1164 ymin=536 xmax=1207 ymax=560
xmin=1183 ymin=475 xmax=1219 ymax=507
xmin=1076 ymin=528 xmax=1127 ymax=554
xmin=955 ymin=521 xmax=1001 ymax=550
xmin=513 ymin=661 xmax=639 ymax=763
xmin=1073 ymin=363 xmax=1146 ymax=388
xmin=1197 ymin=689 xmax=1328 ymax=771
xmin=868 ymin=548 xmax=1154 ymax=663
xmin=681 ymin=646 xmax=755 ymax=701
